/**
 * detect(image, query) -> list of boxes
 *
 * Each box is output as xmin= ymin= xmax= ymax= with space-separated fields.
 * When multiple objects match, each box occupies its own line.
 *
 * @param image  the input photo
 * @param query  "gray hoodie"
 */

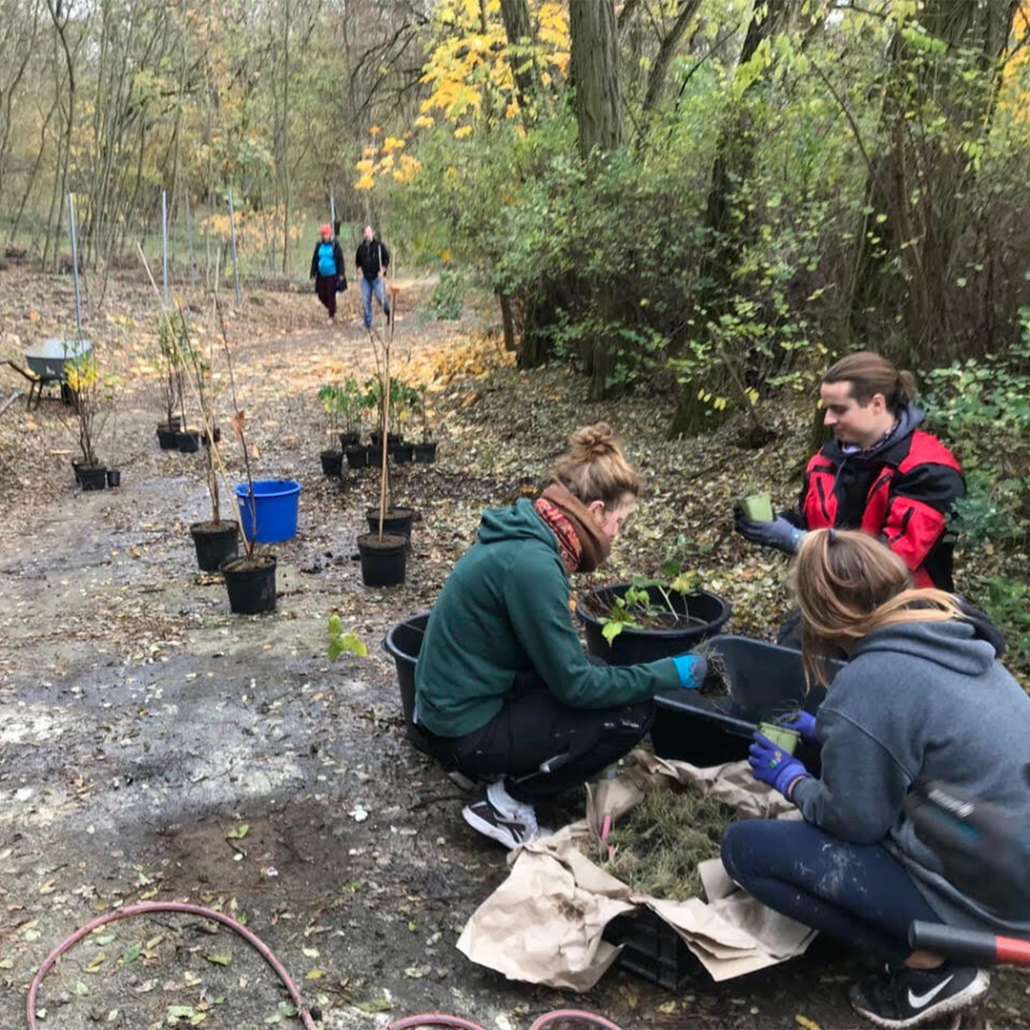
xmin=792 ymin=618 xmax=1030 ymax=929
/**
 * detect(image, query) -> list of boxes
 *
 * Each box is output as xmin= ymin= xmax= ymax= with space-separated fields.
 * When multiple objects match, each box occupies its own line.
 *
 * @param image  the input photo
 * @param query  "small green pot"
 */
xmin=757 ymin=721 xmax=800 ymax=755
xmin=742 ymin=493 xmax=774 ymax=522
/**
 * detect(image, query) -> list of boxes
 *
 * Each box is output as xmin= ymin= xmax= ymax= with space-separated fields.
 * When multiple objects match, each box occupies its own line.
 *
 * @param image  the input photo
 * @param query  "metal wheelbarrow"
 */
xmin=4 ymin=337 xmax=92 ymax=410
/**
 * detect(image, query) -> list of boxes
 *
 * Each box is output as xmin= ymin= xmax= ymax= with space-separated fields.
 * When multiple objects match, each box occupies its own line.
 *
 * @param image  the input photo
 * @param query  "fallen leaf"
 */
xmin=796 ymin=1016 xmax=822 ymax=1030
xmin=305 ymin=968 xmax=323 ymax=980
xmin=225 ymin=824 xmax=249 ymax=840
xmin=205 ymin=954 xmax=231 ymax=966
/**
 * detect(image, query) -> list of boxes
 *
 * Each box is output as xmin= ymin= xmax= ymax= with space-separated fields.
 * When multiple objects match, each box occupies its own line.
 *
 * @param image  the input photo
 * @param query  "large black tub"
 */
xmin=577 ymin=583 xmax=731 ymax=666
xmin=382 ymin=611 xmax=432 ymax=753
xmin=652 ymin=634 xmax=845 ymax=769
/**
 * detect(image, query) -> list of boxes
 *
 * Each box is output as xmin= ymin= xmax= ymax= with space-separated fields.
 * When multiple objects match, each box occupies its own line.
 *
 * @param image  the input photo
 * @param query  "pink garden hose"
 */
xmin=28 ymin=903 xmax=623 ymax=1030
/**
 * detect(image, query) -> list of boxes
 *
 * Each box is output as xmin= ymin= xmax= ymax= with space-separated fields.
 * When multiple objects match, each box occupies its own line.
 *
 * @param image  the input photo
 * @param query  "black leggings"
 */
xmin=315 ymin=274 xmax=337 ymax=317
xmin=420 ymin=673 xmax=654 ymax=803
xmin=721 ymin=818 xmax=939 ymax=964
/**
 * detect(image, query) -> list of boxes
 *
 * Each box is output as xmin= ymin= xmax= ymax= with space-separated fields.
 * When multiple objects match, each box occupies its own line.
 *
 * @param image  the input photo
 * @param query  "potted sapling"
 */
xmin=390 ymin=382 xmax=417 ymax=464
xmin=175 ymin=310 xmax=239 ymax=571
xmin=62 ymin=352 xmax=115 ymax=491
xmin=413 ymin=385 xmax=437 ymax=464
xmin=215 ymin=297 xmax=278 ymax=613
xmin=155 ymin=312 xmax=184 ymax=448
xmin=317 ymin=383 xmax=344 ymax=476
xmin=338 ymin=378 xmax=363 ymax=449
xmin=358 ymin=313 xmax=410 ymax=586
xmin=577 ymin=562 xmax=731 ymax=666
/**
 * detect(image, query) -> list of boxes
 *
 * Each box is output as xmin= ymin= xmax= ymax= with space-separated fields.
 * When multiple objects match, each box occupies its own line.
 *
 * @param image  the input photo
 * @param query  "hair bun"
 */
xmin=568 ymin=422 xmax=617 ymax=460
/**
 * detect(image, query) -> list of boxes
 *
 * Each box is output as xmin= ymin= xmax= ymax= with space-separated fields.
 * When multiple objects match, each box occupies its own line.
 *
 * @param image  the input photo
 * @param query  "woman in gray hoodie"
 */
xmin=721 ymin=528 xmax=1030 ymax=1029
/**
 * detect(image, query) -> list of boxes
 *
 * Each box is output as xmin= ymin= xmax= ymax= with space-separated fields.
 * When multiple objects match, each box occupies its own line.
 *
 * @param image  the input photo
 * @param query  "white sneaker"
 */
xmin=462 ymin=782 xmax=547 ymax=849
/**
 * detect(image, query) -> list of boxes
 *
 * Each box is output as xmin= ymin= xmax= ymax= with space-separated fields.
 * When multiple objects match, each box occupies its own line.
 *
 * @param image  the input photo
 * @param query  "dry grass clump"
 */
xmin=600 ymin=785 xmax=737 ymax=900
xmin=693 ymin=639 xmax=731 ymax=697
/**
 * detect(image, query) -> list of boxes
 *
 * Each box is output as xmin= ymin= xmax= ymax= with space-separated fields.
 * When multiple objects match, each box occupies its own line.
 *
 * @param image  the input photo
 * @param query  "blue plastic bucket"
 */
xmin=234 ymin=479 xmax=302 ymax=543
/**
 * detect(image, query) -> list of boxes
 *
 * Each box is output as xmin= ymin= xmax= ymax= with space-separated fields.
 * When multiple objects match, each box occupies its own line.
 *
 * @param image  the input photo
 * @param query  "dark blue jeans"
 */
xmin=361 ymin=275 xmax=390 ymax=328
xmin=721 ymin=818 xmax=939 ymax=963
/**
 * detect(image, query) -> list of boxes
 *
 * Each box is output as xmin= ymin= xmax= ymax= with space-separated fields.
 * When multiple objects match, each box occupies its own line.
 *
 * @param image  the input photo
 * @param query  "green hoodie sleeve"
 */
xmin=501 ymin=545 xmax=682 ymax=709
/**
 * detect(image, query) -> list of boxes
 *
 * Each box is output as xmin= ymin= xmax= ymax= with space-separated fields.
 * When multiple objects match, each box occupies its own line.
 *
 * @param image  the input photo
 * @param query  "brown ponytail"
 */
xmin=552 ymin=422 xmax=641 ymax=508
xmin=822 ymin=351 xmax=917 ymax=413
xmin=793 ymin=529 xmax=964 ymax=686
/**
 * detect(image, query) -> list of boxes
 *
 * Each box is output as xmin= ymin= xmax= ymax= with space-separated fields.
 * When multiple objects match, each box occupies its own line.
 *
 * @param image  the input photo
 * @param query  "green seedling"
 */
xmin=741 ymin=493 xmax=774 ymax=522
xmin=586 ymin=562 xmax=703 ymax=645
xmin=327 ymin=615 xmax=368 ymax=661
xmin=757 ymin=721 xmax=800 ymax=755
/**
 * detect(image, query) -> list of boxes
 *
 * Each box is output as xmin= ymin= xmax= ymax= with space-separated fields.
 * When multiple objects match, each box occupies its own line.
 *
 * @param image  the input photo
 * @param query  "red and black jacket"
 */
xmin=798 ymin=410 xmax=964 ymax=590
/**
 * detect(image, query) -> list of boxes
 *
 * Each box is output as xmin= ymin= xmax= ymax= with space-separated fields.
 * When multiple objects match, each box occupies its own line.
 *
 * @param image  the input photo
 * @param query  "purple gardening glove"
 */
xmin=777 ymin=709 xmax=817 ymax=744
xmin=749 ymin=731 xmax=810 ymax=799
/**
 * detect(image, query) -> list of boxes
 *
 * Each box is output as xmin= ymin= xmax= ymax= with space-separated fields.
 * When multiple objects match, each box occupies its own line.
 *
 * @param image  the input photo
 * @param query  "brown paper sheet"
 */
xmin=457 ymin=753 xmax=816 ymax=989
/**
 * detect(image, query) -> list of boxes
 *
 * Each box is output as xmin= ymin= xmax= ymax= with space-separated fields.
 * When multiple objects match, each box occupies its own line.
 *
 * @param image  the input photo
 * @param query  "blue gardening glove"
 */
xmin=734 ymin=508 xmax=807 ymax=555
xmin=672 ymin=653 xmax=708 ymax=690
xmin=778 ymin=709 xmax=817 ymax=744
xmin=749 ymin=731 xmax=810 ymax=799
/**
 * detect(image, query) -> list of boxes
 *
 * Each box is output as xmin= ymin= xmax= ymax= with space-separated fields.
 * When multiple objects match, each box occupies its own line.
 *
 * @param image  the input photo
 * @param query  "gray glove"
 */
xmin=734 ymin=512 xmax=807 ymax=554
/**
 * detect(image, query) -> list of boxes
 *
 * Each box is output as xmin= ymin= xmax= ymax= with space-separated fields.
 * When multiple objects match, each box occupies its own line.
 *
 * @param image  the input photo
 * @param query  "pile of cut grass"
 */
xmin=600 ymin=785 xmax=737 ymax=900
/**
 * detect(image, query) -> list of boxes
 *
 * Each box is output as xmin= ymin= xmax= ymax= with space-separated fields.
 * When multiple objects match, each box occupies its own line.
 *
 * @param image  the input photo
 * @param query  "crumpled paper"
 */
xmin=457 ymin=752 xmax=815 ymax=990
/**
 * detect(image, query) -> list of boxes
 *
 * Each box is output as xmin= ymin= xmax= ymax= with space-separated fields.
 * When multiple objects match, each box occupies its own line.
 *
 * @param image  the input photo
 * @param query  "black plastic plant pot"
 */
xmin=190 ymin=520 xmax=239 ymax=572
xmin=345 ymin=445 xmax=368 ymax=469
xmin=320 ymin=450 xmax=343 ymax=476
xmin=220 ymin=553 xmax=277 ymax=614
xmin=603 ymin=911 xmax=702 ymax=991
xmin=366 ymin=506 xmax=415 ymax=544
xmin=651 ymin=634 xmax=844 ymax=770
xmin=71 ymin=458 xmax=86 ymax=483
xmin=177 ymin=430 xmax=200 ymax=453
xmin=338 ymin=431 xmax=360 ymax=449
xmin=357 ymin=532 xmax=407 ymax=587
xmin=79 ymin=465 xmax=107 ymax=491
xmin=391 ymin=443 xmax=414 ymax=464
xmin=156 ymin=425 xmax=178 ymax=449
xmin=413 ymin=442 xmax=437 ymax=464
xmin=366 ymin=444 xmax=385 ymax=466
xmin=370 ymin=431 xmax=403 ymax=448
xmin=577 ymin=583 xmax=731 ymax=666
xmin=106 ymin=469 xmax=121 ymax=488
xmin=382 ymin=610 xmax=433 ymax=754
xmin=202 ymin=426 xmax=221 ymax=446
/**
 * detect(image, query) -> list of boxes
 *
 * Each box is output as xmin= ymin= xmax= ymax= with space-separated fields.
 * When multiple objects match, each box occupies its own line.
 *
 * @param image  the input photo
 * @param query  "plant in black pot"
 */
xmin=174 ymin=309 xmax=239 ymax=572
xmin=214 ymin=297 xmax=277 ymax=613
xmin=61 ymin=351 xmax=114 ymax=491
xmin=317 ymin=383 xmax=344 ymax=476
xmin=577 ymin=563 xmax=732 ymax=666
xmin=390 ymin=381 xmax=417 ymax=464
xmin=155 ymin=312 xmax=185 ymax=449
xmin=413 ymin=384 xmax=437 ymax=463
xmin=337 ymin=377 xmax=364 ymax=450
xmin=358 ymin=308 xmax=409 ymax=587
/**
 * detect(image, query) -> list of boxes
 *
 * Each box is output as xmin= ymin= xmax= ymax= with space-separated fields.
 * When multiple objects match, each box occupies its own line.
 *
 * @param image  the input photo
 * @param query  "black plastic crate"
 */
xmin=651 ymin=634 xmax=845 ymax=768
xmin=604 ymin=910 xmax=703 ymax=990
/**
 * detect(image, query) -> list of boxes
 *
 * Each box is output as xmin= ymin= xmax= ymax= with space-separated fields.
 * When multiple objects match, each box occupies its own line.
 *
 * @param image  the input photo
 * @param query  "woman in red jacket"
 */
xmin=735 ymin=351 xmax=964 ymax=645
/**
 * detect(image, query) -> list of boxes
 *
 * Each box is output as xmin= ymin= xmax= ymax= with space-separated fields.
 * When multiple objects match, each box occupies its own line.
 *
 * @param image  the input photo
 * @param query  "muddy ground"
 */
xmin=1 ymin=270 xmax=1027 ymax=1029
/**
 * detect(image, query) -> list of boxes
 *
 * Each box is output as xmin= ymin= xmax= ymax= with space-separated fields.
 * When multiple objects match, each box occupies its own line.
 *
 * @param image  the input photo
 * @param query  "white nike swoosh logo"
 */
xmin=908 ymin=974 xmax=954 ymax=1009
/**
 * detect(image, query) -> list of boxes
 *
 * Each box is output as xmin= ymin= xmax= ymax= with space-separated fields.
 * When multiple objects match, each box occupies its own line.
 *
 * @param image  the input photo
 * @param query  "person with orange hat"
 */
xmin=309 ymin=224 xmax=346 ymax=324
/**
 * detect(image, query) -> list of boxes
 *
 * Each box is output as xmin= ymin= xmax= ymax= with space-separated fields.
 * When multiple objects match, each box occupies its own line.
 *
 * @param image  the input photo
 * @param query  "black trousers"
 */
xmin=420 ymin=673 xmax=654 ymax=803
xmin=315 ymin=274 xmax=337 ymax=317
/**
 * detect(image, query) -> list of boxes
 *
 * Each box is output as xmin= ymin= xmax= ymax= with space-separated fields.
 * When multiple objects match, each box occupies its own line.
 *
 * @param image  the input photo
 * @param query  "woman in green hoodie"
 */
xmin=722 ymin=529 xmax=1030 ymax=1029
xmin=415 ymin=423 xmax=708 ymax=849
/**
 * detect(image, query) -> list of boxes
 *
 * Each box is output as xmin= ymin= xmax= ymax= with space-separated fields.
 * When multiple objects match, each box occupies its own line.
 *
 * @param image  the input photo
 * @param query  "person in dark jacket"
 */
xmin=722 ymin=528 xmax=1030 ymax=1029
xmin=735 ymin=351 xmax=964 ymax=647
xmin=309 ymin=224 xmax=345 ymax=324
xmin=355 ymin=224 xmax=391 ymax=329
xmin=415 ymin=423 xmax=708 ymax=850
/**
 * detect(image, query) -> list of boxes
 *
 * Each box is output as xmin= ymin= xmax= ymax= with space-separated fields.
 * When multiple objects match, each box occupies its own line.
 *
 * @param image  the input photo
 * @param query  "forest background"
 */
xmin=3 ymin=0 xmax=1030 ymax=667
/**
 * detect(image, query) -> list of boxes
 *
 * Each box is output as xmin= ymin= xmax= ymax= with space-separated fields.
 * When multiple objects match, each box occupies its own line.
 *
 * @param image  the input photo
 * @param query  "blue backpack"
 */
xmin=317 ymin=242 xmax=337 ymax=277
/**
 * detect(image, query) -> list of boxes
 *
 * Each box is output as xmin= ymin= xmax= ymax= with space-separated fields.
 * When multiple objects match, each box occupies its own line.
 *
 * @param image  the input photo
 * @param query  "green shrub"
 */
xmin=429 ymin=269 xmax=463 ymax=320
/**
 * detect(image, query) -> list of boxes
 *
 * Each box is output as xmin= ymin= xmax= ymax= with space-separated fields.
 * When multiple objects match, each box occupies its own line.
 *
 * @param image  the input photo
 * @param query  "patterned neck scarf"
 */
xmin=533 ymin=480 xmax=611 ymax=573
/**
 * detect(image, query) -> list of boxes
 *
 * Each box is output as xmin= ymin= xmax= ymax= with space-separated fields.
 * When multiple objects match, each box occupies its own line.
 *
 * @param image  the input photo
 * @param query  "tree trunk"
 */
xmin=499 ymin=0 xmax=539 ymax=120
xmin=642 ymin=0 xmax=703 ymax=115
xmin=847 ymin=0 xmax=1019 ymax=365
xmin=569 ymin=0 xmax=622 ymax=160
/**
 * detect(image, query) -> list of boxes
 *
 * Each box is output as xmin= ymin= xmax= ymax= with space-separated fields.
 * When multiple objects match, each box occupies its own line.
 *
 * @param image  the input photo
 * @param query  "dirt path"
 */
xmin=1 ymin=276 xmax=1026 ymax=1029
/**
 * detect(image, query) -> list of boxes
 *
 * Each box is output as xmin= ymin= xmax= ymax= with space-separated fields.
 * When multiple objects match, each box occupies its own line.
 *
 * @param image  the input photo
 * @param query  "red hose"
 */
xmin=530 ymin=1011 xmax=624 ymax=1030
xmin=26 ymin=901 xmax=318 ymax=1030
xmin=27 ymin=903 xmax=623 ymax=1030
